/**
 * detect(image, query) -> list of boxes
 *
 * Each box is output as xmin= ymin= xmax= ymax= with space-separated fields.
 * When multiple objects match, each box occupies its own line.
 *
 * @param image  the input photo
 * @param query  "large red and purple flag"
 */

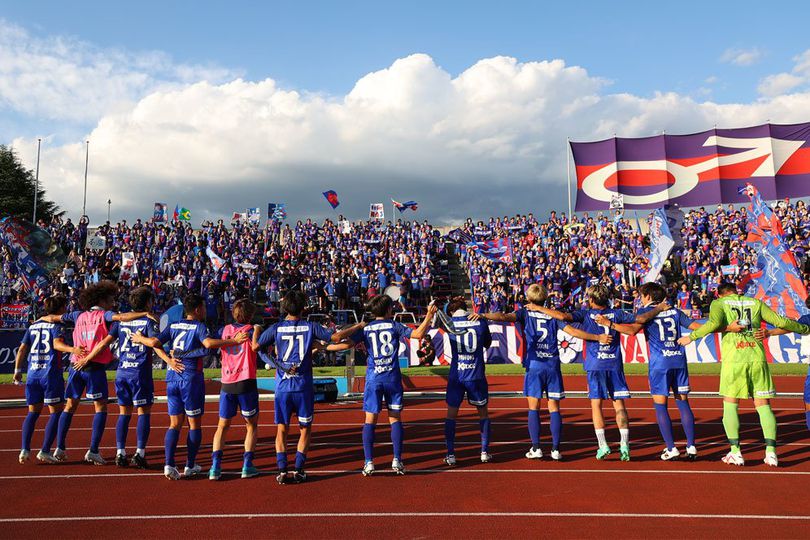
xmin=474 ymin=237 xmax=514 ymax=263
xmin=739 ymin=183 xmax=809 ymax=319
xmin=571 ymin=122 xmax=810 ymax=210
xmin=322 ymin=190 xmax=340 ymax=209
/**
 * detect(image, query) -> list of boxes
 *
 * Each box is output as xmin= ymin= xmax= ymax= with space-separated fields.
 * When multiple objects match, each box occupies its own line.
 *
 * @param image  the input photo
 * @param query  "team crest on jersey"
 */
xmin=557 ymin=329 xmax=583 ymax=364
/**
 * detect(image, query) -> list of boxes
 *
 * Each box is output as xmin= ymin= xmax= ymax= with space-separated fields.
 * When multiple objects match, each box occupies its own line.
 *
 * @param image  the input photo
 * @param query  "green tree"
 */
xmin=0 ymin=145 xmax=62 ymax=223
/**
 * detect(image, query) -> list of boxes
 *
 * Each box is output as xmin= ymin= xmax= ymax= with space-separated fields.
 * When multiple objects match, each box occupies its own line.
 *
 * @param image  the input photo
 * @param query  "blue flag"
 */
xmin=323 ymin=190 xmax=339 ymax=209
xmin=473 ymin=237 xmax=513 ymax=263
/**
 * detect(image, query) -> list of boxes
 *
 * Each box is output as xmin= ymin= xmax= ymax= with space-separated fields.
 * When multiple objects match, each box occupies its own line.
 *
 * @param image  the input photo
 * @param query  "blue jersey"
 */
xmin=571 ymin=308 xmax=636 ymax=371
xmin=157 ymin=320 xmax=210 ymax=378
xmin=21 ymin=321 xmax=65 ymax=379
xmin=257 ymin=320 xmax=333 ymax=392
xmin=515 ymin=307 xmax=564 ymax=369
xmin=110 ymin=317 xmax=159 ymax=379
xmin=447 ymin=316 xmax=491 ymax=382
xmin=638 ymin=306 xmax=695 ymax=370
xmin=351 ymin=320 xmax=412 ymax=384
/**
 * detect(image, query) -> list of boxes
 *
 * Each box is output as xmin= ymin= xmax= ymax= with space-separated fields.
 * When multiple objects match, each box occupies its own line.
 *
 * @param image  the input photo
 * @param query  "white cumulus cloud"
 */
xmin=758 ymin=49 xmax=810 ymax=97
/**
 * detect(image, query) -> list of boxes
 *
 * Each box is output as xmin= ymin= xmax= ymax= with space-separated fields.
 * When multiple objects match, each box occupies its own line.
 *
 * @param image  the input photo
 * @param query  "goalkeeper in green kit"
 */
xmin=678 ymin=283 xmax=810 ymax=467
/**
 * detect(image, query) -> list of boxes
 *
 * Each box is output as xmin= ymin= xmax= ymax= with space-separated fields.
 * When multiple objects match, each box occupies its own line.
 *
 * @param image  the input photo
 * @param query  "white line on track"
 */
xmin=3 ymin=467 xmax=810 ymax=481
xmin=1 ymin=511 xmax=810 ymax=523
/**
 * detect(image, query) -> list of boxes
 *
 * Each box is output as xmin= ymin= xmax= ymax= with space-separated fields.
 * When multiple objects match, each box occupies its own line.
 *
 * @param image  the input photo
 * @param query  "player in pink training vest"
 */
xmin=43 ymin=281 xmax=155 ymax=465
xmin=209 ymin=299 xmax=262 ymax=480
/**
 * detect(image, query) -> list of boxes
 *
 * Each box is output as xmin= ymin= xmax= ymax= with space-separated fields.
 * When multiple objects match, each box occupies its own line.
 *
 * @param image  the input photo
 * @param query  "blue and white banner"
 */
xmin=247 ymin=207 xmax=261 ymax=223
xmin=644 ymin=207 xmax=674 ymax=283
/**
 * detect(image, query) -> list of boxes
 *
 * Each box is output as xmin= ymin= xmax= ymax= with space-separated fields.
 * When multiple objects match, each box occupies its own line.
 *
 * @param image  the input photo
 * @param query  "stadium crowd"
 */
xmin=460 ymin=201 xmax=810 ymax=315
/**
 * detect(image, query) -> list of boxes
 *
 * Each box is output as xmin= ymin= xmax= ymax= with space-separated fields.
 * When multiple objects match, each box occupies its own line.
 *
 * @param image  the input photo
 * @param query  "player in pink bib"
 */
xmin=209 ymin=299 xmax=262 ymax=480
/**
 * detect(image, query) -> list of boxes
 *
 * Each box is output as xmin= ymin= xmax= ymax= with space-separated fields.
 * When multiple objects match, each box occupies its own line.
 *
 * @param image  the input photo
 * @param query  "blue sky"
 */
xmin=2 ymin=1 xmax=810 ymax=223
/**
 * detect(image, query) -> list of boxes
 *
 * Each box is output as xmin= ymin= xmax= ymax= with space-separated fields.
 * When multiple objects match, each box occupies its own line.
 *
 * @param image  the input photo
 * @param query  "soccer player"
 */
xmin=597 ymin=283 xmax=702 ymax=460
xmin=679 ymin=283 xmax=810 ymax=466
xmin=13 ymin=295 xmax=84 ymax=464
xmin=209 ymin=299 xmax=262 ymax=481
xmin=441 ymin=295 xmax=493 ymax=465
xmin=108 ymin=286 xmax=172 ymax=468
xmin=539 ymin=285 xmax=638 ymax=461
xmin=43 ymin=281 xmax=154 ymax=465
xmin=132 ymin=293 xmax=248 ymax=480
xmin=474 ymin=284 xmax=611 ymax=461
xmin=334 ymin=296 xmax=436 ymax=476
xmin=254 ymin=290 xmax=361 ymax=484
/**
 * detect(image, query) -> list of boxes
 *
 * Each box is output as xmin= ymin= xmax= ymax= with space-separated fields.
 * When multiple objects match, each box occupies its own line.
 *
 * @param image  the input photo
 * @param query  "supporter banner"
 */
xmin=86 ymin=235 xmax=106 ymax=251
xmin=0 ymin=217 xmax=61 ymax=291
xmin=247 ymin=207 xmax=261 ymax=223
xmin=267 ymin=203 xmax=287 ymax=221
xmin=231 ymin=211 xmax=247 ymax=222
xmin=644 ymin=208 xmax=674 ymax=283
xmin=369 ymin=203 xmax=385 ymax=221
xmin=739 ymin=184 xmax=810 ymax=319
xmin=119 ymin=252 xmax=138 ymax=282
xmin=152 ymin=202 xmax=168 ymax=222
xmin=403 ymin=321 xmax=806 ymax=365
xmin=664 ymin=204 xmax=685 ymax=247
xmin=206 ymin=247 xmax=226 ymax=272
xmin=609 ymin=194 xmax=624 ymax=210
xmin=0 ymin=330 xmax=26 ymax=374
xmin=720 ymin=264 xmax=739 ymax=276
xmin=571 ymin=122 xmax=810 ymax=210
xmin=339 ymin=220 xmax=352 ymax=234
xmin=473 ymin=238 xmax=513 ymax=263
xmin=0 ymin=304 xmax=31 ymax=329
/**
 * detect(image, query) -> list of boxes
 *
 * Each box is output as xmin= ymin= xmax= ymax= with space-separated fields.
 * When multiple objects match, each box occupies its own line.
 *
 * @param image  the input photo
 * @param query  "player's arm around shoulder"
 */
xmin=760 ymin=302 xmax=810 ymax=335
xmin=563 ymin=324 xmax=612 ymax=344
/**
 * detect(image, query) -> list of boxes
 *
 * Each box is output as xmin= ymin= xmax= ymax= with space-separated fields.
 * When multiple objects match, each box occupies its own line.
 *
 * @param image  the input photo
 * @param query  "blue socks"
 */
xmin=676 ymin=400 xmax=696 ymax=447
xmin=42 ymin=410 xmax=61 ymax=453
xmin=90 ymin=411 xmax=108 ymax=454
xmin=654 ymin=403 xmax=675 ymax=451
xmin=479 ymin=418 xmax=491 ymax=453
xmin=549 ymin=411 xmax=562 ymax=451
xmin=211 ymin=450 xmax=223 ymax=470
xmin=391 ymin=421 xmax=404 ymax=460
xmin=276 ymin=451 xmax=288 ymax=472
xmin=186 ymin=429 xmax=202 ymax=467
xmin=244 ymin=451 xmax=254 ymax=468
xmin=136 ymin=414 xmax=151 ymax=451
xmin=295 ymin=451 xmax=306 ymax=470
xmin=116 ymin=414 xmax=132 ymax=452
xmin=21 ymin=411 xmax=40 ymax=452
xmin=528 ymin=410 xmax=540 ymax=449
xmin=444 ymin=419 xmax=456 ymax=454
xmin=164 ymin=428 xmax=180 ymax=467
xmin=57 ymin=411 xmax=74 ymax=450
xmin=362 ymin=423 xmax=376 ymax=462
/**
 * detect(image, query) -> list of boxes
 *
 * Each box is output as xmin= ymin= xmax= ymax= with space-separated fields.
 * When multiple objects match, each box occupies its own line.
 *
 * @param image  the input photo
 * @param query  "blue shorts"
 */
xmin=363 ymin=380 xmax=404 ymax=414
xmin=648 ymin=368 xmax=690 ymax=397
xmin=524 ymin=367 xmax=565 ymax=400
xmin=587 ymin=369 xmax=631 ymax=400
xmin=166 ymin=372 xmax=205 ymax=417
xmin=25 ymin=374 xmax=65 ymax=405
xmin=219 ymin=390 xmax=259 ymax=419
xmin=65 ymin=367 xmax=109 ymax=401
xmin=115 ymin=375 xmax=154 ymax=407
xmin=274 ymin=390 xmax=314 ymax=426
xmin=804 ymin=370 xmax=810 ymax=405
xmin=446 ymin=378 xmax=489 ymax=408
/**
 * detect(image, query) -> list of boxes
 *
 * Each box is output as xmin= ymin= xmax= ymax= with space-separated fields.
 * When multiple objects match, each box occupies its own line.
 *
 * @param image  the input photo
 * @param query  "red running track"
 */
xmin=0 ymin=375 xmax=809 ymax=539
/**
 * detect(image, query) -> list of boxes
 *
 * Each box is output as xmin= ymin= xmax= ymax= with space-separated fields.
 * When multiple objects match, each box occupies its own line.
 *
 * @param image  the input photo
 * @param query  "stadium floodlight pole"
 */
xmin=566 ymin=137 xmax=572 ymax=218
xmin=33 ymin=138 xmax=41 ymax=225
xmin=82 ymin=140 xmax=89 ymax=218
xmin=107 ymin=198 xmax=111 ymax=222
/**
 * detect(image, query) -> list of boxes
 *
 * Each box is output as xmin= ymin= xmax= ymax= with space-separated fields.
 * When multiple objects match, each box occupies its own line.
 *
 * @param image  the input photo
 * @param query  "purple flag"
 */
xmin=571 ymin=122 xmax=810 ymax=210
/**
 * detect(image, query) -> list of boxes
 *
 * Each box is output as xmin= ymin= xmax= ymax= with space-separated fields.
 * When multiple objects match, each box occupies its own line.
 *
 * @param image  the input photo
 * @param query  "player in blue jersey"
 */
xmin=13 ymin=295 xmax=84 ymax=464
xmin=538 ymin=285 xmax=638 ymax=461
xmin=132 ymin=293 xmax=248 ymax=480
xmin=332 ymin=295 xmax=436 ymax=476
xmin=596 ymin=283 xmax=702 ymax=461
xmin=254 ymin=290 xmax=361 ymax=484
xmin=108 ymin=286 xmax=172 ymax=469
xmin=474 ymin=284 xmax=611 ymax=461
xmin=441 ymin=295 xmax=493 ymax=465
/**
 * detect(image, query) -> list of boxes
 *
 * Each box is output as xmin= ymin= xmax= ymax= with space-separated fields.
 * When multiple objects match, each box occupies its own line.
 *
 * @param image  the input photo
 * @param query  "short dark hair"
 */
xmin=44 ymin=295 xmax=67 ymax=315
xmin=183 ymin=293 xmax=204 ymax=315
xmin=367 ymin=295 xmax=393 ymax=318
xmin=447 ymin=295 xmax=467 ymax=313
xmin=128 ymin=286 xmax=154 ymax=311
xmin=717 ymin=282 xmax=738 ymax=296
xmin=280 ymin=290 xmax=306 ymax=317
xmin=78 ymin=280 xmax=118 ymax=310
xmin=638 ymin=283 xmax=666 ymax=303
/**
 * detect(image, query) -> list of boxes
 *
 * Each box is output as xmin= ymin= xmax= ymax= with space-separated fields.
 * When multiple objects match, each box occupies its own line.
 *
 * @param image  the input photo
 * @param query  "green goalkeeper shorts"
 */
xmin=719 ymin=361 xmax=775 ymax=399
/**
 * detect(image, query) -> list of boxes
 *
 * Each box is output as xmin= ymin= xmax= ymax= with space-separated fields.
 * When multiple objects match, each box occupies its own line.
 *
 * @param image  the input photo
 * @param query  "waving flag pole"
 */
xmin=566 ymin=137 xmax=572 ymax=218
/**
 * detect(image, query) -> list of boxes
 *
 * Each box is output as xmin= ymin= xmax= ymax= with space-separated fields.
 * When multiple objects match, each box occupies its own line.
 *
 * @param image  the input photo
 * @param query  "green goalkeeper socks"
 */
xmin=722 ymin=401 xmax=740 ymax=453
xmin=756 ymin=404 xmax=777 ymax=453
